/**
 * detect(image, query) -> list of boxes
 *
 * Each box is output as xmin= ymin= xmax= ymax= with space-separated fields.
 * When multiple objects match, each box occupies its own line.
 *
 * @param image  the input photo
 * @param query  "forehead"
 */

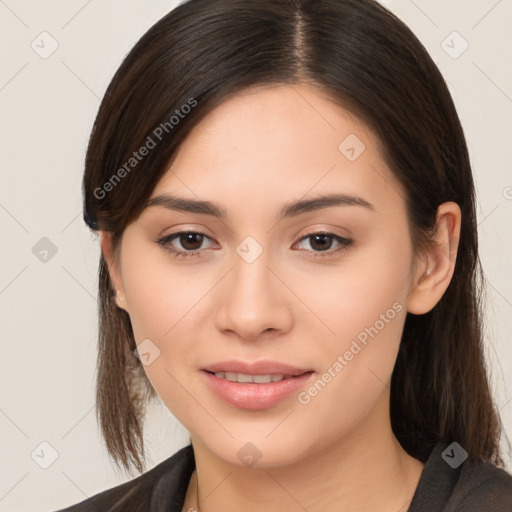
xmin=150 ymin=84 xmax=404 ymax=217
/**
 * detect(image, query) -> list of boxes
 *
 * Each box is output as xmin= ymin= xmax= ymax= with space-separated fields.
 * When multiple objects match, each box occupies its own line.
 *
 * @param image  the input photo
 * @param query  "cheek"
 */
xmin=121 ymin=241 xmax=208 ymax=341
xmin=119 ymin=243 xmax=214 ymax=411
xmin=290 ymin=225 xmax=412 ymax=414
xmin=291 ymin=269 xmax=408 ymax=444
xmin=291 ymin=231 xmax=412 ymax=350
xmin=120 ymin=253 xmax=204 ymax=427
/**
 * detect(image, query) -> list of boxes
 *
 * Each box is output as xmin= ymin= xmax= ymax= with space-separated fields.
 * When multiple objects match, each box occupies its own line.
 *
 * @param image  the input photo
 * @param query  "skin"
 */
xmin=101 ymin=83 xmax=461 ymax=512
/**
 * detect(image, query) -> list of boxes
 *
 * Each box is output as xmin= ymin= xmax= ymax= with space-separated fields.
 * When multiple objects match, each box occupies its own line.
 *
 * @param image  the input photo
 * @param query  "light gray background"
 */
xmin=1 ymin=1 xmax=511 ymax=510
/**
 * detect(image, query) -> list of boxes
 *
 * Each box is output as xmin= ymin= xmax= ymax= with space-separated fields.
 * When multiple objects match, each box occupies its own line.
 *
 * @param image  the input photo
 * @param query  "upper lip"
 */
xmin=202 ymin=360 xmax=312 ymax=376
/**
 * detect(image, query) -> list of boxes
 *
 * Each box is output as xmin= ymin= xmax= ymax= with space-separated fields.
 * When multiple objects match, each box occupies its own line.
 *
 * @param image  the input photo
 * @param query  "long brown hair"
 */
xmin=82 ymin=0 xmax=503 ymax=474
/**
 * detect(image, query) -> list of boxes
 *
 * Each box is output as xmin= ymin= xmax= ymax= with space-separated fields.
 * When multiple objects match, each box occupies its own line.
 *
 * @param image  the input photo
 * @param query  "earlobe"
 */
xmin=114 ymin=290 xmax=126 ymax=310
xmin=100 ymin=230 xmax=129 ymax=313
xmin=407 ymin=202 xmax=461 ymax=315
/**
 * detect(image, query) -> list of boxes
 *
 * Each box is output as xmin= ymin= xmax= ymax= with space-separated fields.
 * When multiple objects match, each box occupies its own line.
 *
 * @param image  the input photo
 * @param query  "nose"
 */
xmin=213 ymin=248 xmax=293 ymax=341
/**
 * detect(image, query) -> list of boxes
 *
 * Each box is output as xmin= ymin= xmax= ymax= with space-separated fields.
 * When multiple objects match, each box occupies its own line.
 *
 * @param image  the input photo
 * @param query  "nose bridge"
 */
xmin=214 ymin=235 xmax=292 ymax=339
xmin=230 ymin=238 xmax=276 ymax=312
xmin=232 ymin=242 xmax=272 ymax=298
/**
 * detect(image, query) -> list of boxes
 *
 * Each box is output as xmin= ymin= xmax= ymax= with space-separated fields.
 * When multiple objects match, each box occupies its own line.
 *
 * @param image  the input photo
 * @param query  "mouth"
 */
xmin=202 ymin=359 xmax=312 ymax=377
xmin=205 ymin=371 xmax=309 ymax=384
xmin=200 ymin=360 xmax=315 ymax=410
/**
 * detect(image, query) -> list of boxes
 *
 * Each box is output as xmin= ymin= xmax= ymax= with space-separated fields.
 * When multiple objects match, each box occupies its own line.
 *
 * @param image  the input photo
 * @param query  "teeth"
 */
xmin=213 ymin=372 xmax=287 ymax=383
xmin=253 ymin=374 xmax=272 ymax=383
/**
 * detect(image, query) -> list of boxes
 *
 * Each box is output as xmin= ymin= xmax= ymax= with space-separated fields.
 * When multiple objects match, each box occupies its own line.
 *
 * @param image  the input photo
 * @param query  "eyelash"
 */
xmin=156 ymin=230 xmax=354 ymax=260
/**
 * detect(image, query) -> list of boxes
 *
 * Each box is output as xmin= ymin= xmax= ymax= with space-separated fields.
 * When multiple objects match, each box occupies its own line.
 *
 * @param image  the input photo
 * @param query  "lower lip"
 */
xmin=201 ymin=370 xmax=314 ymax=410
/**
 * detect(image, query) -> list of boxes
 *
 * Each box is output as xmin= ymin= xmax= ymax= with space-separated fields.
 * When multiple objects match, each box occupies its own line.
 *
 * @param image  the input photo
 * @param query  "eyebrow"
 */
xmin=145 ymin=192 xmax=375 ymax=220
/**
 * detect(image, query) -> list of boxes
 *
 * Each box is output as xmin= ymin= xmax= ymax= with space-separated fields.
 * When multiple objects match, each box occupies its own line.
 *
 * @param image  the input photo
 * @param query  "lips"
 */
xmin=200 ymin=360 xmax=314 ymax=410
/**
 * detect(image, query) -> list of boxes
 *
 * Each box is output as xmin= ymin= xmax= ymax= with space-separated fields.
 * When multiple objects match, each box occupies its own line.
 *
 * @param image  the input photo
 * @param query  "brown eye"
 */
xmin=177 ymin=232 xmax=205 ymax=251
xmin=156 ymin=231 xmax=216 ymax=259
xmin=294 ymin=232 xmax=353 ymax=257
xmin=308 ymin=234 xmax=335 ymax=251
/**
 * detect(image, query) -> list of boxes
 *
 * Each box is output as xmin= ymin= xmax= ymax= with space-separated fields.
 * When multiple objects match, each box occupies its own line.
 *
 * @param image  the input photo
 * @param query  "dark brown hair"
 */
xmin=83 ymin=0 xmax=503 ymax=474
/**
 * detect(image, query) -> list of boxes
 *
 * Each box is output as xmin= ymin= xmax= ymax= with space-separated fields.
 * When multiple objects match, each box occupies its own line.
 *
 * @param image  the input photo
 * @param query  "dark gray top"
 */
xmin=56 ymin=443 xmax=512 ymax=511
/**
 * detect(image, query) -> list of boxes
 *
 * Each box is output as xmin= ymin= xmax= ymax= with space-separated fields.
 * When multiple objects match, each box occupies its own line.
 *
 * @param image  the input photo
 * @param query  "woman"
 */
xmin=57 ymin=0 xmax=512 ymax=510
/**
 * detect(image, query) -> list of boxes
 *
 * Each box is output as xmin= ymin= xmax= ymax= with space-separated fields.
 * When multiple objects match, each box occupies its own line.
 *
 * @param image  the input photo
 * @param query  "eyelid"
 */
xmin=292 ymin=222 xmax=353 ymax=240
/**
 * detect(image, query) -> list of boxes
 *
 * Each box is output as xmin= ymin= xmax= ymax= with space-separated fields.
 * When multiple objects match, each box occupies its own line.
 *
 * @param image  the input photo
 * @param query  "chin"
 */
xmin=192 ymin=427 xmax=320 ymax=469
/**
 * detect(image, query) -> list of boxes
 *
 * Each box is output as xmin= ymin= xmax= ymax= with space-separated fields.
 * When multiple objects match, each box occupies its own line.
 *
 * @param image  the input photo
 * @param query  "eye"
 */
xmin=293 ymin=232 xmax=353 ymax=258
xmin=156 ymin=230 xmax=353 ymax=260
xmin=156 ymin=231 xmax=217 ymax=259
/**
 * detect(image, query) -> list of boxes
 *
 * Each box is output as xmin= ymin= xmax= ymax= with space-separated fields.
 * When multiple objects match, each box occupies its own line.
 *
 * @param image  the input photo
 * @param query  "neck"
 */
xmin=185 ymin=393 xmax=424 ymax=512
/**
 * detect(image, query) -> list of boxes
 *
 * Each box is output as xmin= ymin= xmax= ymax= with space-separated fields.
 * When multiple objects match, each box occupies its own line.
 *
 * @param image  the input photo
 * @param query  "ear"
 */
xmin=407 ymin=202 xmax=461 ymax=315
xmin=100 ymin=230 xmax=129 ymax=313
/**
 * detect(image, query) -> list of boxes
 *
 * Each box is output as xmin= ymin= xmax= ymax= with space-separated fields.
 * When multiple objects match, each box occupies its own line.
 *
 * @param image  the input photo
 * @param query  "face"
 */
xmin=108 ymin=84 xmax=423 ymax=467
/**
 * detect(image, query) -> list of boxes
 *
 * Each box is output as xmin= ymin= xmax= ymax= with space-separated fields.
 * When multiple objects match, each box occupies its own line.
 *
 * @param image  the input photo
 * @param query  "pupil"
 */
xmin=182 ymin=233 xmax=202 ymax=250
xmin=311 ymin=234 xmax=331 ymax=251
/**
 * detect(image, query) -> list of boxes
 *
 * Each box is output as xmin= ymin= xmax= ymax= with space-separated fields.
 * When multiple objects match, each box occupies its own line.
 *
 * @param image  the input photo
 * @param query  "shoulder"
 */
xmin=409 ymin=443 xmax=512 ymax=512
xmin=54 ymin=444 xmax=195 ymax=512
xmin=449 ymin=458 xmax=512 ymax=511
